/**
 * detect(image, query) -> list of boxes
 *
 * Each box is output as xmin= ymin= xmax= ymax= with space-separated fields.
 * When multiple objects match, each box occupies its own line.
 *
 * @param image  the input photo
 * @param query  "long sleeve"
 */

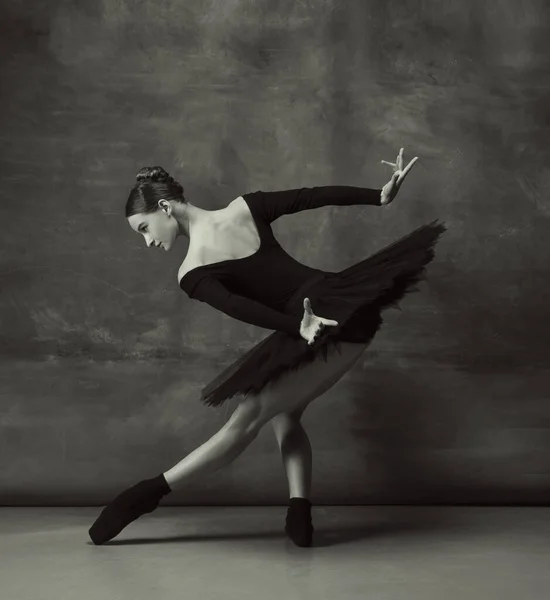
xmin=248 ymin=186 xmax=383 ymax=224
xmin=191 ymin=275 xmax=303 ymax=336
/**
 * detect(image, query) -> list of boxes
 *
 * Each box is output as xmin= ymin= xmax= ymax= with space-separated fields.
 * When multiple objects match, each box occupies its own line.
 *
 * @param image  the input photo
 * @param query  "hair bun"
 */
xmin=135 ymin=166 xmax=173 ymax=185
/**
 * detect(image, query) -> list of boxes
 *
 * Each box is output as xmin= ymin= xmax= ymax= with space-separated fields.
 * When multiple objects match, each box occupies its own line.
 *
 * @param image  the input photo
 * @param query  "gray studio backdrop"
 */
xmin=1 ymin=1 xmax=548 ymax=506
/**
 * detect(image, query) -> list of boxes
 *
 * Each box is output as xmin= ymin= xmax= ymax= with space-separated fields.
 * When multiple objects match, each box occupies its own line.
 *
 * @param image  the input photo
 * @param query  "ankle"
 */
xmin=289 ymin=496 xmax=311 ymax=505
xmin=143 ymin=473 xmax=172 ymax=496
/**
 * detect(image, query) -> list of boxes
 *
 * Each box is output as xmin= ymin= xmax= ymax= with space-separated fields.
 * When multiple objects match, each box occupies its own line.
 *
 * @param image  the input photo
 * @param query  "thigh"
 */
xmin=247 ymin=341 xmax=369 ymax=427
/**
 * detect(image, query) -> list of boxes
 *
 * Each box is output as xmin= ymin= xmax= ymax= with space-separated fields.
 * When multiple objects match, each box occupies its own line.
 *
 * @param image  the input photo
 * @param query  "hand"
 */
xmin=300 ymin=298 xmax=339 ymax=346
xmin=380 ymin=147 xmax=418 ymax=205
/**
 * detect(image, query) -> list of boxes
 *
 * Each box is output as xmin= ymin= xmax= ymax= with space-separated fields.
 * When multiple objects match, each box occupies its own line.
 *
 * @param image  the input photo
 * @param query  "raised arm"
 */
xmin=246 ymin=186 xmax=382 ymax=224
xmin=190 ymin=276 xmax=302 ymax=336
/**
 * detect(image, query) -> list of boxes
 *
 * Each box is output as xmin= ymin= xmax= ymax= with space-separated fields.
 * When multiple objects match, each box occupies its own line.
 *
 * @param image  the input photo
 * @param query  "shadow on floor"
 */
xmin=91 ymin=507 xmax=456 ymax=547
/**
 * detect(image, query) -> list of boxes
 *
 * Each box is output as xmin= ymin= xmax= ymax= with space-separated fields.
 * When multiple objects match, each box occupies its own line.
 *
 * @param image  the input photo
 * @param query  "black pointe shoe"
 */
xmin=285 ymin=497 xmax=314 ymax=547
xmin=88 ymin=474 xmax=171 ymax=545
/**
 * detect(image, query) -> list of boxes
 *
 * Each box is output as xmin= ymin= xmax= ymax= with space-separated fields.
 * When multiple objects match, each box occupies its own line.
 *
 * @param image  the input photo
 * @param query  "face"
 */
xmin=127 ymin=201 xmax=177 ymax=251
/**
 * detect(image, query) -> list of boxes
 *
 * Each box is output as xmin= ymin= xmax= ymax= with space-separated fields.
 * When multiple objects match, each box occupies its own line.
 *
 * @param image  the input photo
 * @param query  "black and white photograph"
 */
xmin=1 ymin=1 xmax=549 ymax=598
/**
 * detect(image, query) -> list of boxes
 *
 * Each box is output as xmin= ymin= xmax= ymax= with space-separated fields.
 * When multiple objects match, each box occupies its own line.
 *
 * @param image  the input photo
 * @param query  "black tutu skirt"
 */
xmin=199 ymin=219 xmax=447 ymax=407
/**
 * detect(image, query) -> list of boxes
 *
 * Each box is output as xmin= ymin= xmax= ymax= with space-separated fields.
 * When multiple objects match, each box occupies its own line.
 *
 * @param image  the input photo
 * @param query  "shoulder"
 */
xmin=177 ymin=261 xmax=193 ymax=284
xmin=177 ymin=255 xmax=206 ymax=285
xmin=207 ymin=194 xmax=256 ymax=226
xmin=230 ymin=192 xmax=265 ymax=221
xmin=227 ymin=194 xmax=249 ymax=216
xmin=177 ymin=260 xmax=210 ymax=297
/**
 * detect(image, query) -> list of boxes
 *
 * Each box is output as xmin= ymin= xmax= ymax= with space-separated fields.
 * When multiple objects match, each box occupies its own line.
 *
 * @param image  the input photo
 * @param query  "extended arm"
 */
xmin=191 ymin=276 xmax=302 ymax=336
xmin=247 ymin=186 xmax=382 ymax=224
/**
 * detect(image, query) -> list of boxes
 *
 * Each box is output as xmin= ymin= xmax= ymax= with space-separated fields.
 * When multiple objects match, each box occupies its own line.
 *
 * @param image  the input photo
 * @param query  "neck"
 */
xmin=174 ymin=202 xmax=217 ymax=239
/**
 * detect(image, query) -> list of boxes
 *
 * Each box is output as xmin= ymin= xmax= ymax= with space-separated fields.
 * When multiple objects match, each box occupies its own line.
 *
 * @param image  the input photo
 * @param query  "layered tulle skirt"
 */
xmin=199 ymin=220 xmax=447 ymax=407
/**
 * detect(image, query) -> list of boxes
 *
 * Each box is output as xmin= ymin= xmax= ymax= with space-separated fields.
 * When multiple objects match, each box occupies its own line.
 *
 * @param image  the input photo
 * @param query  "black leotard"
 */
xmin=178 ymin=186 xmax=382 ymax=336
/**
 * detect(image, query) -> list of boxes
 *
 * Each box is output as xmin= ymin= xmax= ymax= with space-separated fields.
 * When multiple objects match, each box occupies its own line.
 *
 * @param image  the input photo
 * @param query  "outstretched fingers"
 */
xmin=397 ymin=156 xmax=418 ymax=184
xmin=382 ymin=148 xmax=414 ymax=172
xmin=397 ymin=147 xmax=404 ymax=170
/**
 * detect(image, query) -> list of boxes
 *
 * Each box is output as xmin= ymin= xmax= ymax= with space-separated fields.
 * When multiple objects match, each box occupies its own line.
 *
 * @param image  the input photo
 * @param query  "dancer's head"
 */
xmin=126 ymin=166 xmax=187 ymax=251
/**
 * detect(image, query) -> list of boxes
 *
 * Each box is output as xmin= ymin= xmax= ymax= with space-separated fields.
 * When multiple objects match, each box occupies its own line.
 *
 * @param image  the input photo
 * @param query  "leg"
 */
xmin=163 ymin=397 xmax=267 ymax=489
xmin=271 ymin=407 xmax=315 ymax=547
xmin=89 ymin=398 xmax=268 ymax=545
xmin=271 ymin=405 xmax=311 ymax=499
xmin=271 ymin=341 xmax=368 ymax=499
xmin=163 ymin=340 xmax=368 ymax=493
xmin=269 ymin=341 xmax=369 ymax=546
xmin=167 ymin=340 xmax=369 ymax=497
xmin=89 ymin=340 xmax=368 ymax=545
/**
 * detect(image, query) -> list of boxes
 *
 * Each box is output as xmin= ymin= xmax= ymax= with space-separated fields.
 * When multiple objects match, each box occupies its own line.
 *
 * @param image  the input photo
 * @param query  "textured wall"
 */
xmin=1 ymin=1 xmax=549 ymax=505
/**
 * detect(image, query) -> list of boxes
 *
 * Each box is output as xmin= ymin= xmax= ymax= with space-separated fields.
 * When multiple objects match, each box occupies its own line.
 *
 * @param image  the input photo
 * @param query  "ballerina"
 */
xmin=88 ymin=148 xmax=445 ymax=547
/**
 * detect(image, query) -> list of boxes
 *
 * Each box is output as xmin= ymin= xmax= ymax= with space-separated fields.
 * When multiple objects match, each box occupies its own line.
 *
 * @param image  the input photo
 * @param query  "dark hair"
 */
xmin=125 ymin=166 xmax=186 ymax=217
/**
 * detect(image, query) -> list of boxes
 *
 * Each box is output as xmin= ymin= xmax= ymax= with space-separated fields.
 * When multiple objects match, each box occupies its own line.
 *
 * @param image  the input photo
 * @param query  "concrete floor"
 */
xmin=1 ymin=506 xmax=548 ymax=600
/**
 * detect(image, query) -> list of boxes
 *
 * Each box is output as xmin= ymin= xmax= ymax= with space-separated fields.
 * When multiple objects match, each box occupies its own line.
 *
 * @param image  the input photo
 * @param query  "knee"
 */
xmin=271 ymin=411 xmax=303 ymax=440
xmin=226 ymin=396 xmax=266 ymax=437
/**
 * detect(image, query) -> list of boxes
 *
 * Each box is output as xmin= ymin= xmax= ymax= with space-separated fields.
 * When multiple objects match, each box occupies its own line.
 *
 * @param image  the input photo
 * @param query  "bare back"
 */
xmin=177 ymin=196 xmax=261 ymax=283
